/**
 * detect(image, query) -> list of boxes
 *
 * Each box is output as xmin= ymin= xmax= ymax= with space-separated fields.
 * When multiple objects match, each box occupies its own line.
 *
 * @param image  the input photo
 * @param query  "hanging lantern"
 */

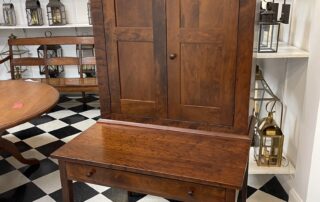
xmin=46 ymin=0 xmax=67 ymax=26
xmin=37 ymin=32 xmax=64 ymax=78
xmin=3 ymin=2 xmax=16 ymax=26
xmin=87 ymin=0 xmax=92 ymax=25
xmin=26 ymin=0 xmax=44 ymax=26
xmin=254 ymin=111 xmax=284 ymax=167
xmin=77 ymin=44 xmax=96 ymax=77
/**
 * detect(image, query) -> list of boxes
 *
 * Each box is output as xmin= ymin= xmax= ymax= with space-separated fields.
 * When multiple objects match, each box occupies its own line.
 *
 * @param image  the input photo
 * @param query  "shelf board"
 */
xmin=255 ymin=42 xmax=309 ymax=59
xmin=0 ymin=24 xmax=92 ymax=30
xmin=249 ymin=147 xmax=295 ymax=175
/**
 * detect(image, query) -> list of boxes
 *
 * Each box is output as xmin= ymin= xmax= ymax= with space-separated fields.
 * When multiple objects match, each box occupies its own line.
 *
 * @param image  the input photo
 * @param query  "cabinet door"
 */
xmin=103 ymin=0 xmax=167 ymax=117
xmin=167 ymin=0 xmax=239 ymax=126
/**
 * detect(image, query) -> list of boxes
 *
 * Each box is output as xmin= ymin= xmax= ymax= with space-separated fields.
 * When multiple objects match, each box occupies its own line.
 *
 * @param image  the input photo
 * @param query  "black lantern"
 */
xmin=26 ymin=0 xmax=44 ymax=26
xmin=77 ymin=44 xmax=96 ymax=77
xmin=46 ymin=0 xmax=67 ymax=26
xmin=3 ymin=2 xmax=16 ymax=26
xmin=258 ymin=22 xmax=280 ymax=53
xmin=37 ymin=44 xmax=64 ymax=78
xmin=87 ymin=0 xmax=92 ymax=25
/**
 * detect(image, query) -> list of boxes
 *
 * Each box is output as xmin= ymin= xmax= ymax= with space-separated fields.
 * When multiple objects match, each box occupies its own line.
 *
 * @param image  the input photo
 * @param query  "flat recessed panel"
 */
xmin=180 ymin=0 xmax=224 ymax=29
xmin=181 ymin=43 xmax=222 ymax=108
xmin=115 ymin=0 xmax=153 ymax=27
xmin=118 ymin=42 xmax=155 ymax=102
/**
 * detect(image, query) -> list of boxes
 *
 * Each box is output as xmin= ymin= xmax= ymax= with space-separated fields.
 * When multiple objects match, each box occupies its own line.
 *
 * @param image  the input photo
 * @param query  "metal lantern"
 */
xmin=26 ymin=0 xmax=44 ymax=26
xmin=254 ymin=111 xmax=284 ymax=167
xmin=3 ymin=2 xmax=16 ymax=26
xmin=258 ymin=22 xmax=280 ymax=53
xmin=77 ymin=44 xmax=96 ymax=77
xmin=37 ymin=44 xmax=64 ymax=78
xmin=46 ymin=0 xmax=67 ymax=26
xmin=87 ymin=0 xmax=92 ymax=25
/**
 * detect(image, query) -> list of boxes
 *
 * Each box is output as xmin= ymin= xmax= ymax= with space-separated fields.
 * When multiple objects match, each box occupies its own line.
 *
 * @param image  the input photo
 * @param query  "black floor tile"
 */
xmin=29 ymin=115 xmax=56 ymax=126
xmin=76 ymin=95 xmax=99 ymax=103
xmin=19 ymin=158 xmax=59 ymax=180
xmin=50 ymin=182 xmax=99 ymax=202
xmin=60 ymin=114 xmax=88 ymax=125
xmin=0 ymin=160 xmax=15 ymax=175
xmin=0 ymin=182 xmax=46 ymax=202
xmin=260 ymin=176 xmax=289 ymax=201
xmin=13 ymin=127 xmax=45 ymax=140
xmin=36 ymin=140 xmax=65 ymax=157
xmin=69 ymin=104 xmax=94 ymax=113
xmin=49 ymin=126 xmax=82 ymax=139
xmin=49 ymin=105 xmax=65 ymax=113
xmin=59 ymin=95 xmax=72 ymax=103
xmin=93 ymin=116 xmax=101 ymax=121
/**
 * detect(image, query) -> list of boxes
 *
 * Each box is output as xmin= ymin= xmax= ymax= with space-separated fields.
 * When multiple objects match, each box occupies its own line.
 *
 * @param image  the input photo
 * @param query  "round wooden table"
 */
xmin=0 ymin=80 xmax=59 ymax=165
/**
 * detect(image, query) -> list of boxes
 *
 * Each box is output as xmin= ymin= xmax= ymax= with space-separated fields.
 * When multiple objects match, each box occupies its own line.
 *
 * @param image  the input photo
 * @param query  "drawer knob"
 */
xmin=86 ymin=169 xmax=96 ymax=177
xmin=169 ymin=53 xmax=177 ymax=60
xmin=188 ymin=190 xmax=194 ymax=196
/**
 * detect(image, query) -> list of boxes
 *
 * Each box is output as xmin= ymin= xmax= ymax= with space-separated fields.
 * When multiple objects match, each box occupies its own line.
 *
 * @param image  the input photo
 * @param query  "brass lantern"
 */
xmin=3 ymin=2 xmax=16 ymax=26
xmin=87 ymin=0 xmax=92 ymax=25
xmin=26 ymin=0 xmax=44 ymax=26
xmin=254 ymin=111 xmax=284 ymax=167
xmin=76 ymin=44 xmax=96 ymax=77
xmin=37 ymin=38 xmax=64 ymax=78
xmin=46 ymin=0 xmax=67 ymax=26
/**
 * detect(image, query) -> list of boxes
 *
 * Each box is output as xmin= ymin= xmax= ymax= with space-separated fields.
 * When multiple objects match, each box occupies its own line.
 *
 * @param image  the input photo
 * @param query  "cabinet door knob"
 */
xmin=86 ymin=169 xmax=96 ymax=177
xmin=188 ymin=190 xmax=194 ymax=196
xmin=169 ymin=53 xmax=177 ymax=60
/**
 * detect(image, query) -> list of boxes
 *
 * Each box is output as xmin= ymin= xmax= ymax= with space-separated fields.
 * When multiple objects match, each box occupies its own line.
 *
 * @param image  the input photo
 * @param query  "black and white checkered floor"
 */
xmin=0 ymin=95 xmax=289 ymax=202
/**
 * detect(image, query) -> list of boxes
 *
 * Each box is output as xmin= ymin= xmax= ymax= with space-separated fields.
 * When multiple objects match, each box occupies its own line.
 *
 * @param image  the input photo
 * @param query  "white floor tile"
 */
xmin=0 ymin=170 xmax=30 ymax=193
xmin=24 ymin=133 xmax=59 ymax=148
xmin=33 ymin=170 xmax=61 ymax=194
xmin=247 ymin=190 xmax=285 ymax=202
xmin=48 ymin=110 xmax=77 ymax=119
xmin=86 ymin=183 xmax=110 ymax=193
xmin=72 ymin=119 xmax=96 ymax=131
xmin=33 ymin=195 xmax=56 ymax=202
xmin=248 ymin=174 xmax=274 ymax=189
xmin=6 ymin=122 xmax=34 ymax=134
xmin=37 ymin=120 xmax=68 ymax=132
xmin=137 ymin=195 xmax=170 ymax=202
xmin=87 ymin=101 xmax=100 ymax=109
xmin=85 ymin=194 xmax=112 ymax=202
xmin=6 ymin=149 xmax=46 ymax=169
xmin=48 ymin=157 xmax=59 ymax=165
xmin=80 ymin=109 xmax=101 ymax=119
xmin=1 ymin=134 xmax=21 ymax=143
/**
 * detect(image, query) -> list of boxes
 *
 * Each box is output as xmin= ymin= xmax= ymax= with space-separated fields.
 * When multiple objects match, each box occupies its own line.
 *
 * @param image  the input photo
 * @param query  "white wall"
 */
xmin=0 ymin=0 xmax=92 ymax=80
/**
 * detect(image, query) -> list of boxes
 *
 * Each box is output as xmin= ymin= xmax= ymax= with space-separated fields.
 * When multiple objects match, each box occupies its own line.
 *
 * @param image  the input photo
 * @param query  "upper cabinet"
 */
xmin=92 ymin=0 xmax=257 ymax=134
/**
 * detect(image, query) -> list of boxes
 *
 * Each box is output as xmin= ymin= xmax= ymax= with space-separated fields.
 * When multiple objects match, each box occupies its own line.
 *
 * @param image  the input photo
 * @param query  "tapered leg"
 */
xmin=59 ymin=160 xmax=74 ymax=202
xmin=0 ymin=136 xmax=39 ymax=165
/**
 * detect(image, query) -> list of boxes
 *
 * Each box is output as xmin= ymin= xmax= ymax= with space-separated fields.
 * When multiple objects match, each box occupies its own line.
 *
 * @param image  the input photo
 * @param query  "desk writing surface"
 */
xmin=52 ymin=120 xmax=251 ymax=189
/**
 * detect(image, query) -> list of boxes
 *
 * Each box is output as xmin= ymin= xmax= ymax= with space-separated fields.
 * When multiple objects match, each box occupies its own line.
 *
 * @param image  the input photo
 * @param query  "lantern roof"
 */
xmin=47 ymin=0 xmax=64 ymax=7
xmin=26 ymin=0 xmax=41 ymax=9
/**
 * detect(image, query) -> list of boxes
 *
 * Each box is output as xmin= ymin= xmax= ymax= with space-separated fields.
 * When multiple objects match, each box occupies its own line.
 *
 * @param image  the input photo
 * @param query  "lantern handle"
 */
xmin=265 ymin=100 xmax=276 ymax=114
xmin=45 ymin=31 xmax=53 ymax=38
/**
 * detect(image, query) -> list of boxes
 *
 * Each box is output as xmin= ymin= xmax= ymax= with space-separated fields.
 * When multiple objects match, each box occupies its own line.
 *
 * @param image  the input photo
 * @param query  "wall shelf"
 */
xmin=255 ymin=42 xmax=309 ymax=59
xmin=0 ymin=24 xmax=92 ymax=30
xmin=249 ymin=147 xmax=295 ymax=175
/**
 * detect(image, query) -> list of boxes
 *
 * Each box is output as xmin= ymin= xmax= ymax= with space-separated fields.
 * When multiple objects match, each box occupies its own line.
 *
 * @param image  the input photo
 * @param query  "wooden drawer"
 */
xmin=66 ymin=162 xmax=228 ymax=202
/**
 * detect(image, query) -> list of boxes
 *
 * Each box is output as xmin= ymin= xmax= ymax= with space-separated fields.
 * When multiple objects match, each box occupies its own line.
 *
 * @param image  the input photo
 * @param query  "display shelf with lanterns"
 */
xmin=0 ymin=0 xmax=92 ymax=30
xmin=249 ymin=147 xmax=295 ymax=175
xmin=255 ymin=42 xmax=309 ymax=59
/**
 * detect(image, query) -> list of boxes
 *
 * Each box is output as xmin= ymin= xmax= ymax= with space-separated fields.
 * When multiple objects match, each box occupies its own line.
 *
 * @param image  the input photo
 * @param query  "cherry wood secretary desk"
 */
xmin=52 ymin=0 xmax=257 ymax=201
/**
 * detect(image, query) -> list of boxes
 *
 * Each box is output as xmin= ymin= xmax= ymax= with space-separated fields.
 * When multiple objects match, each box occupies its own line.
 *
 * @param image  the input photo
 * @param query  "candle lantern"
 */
xmin=37 ymin=43 xmax=64 ymax=78
xmin=26 ymin=0 xmax=44 ymax=26
xmin=254 ymin=111 xmax=284 ymax=167
xmin=3 ymin=2 xmax=16 ymax=26
xmin=258 ymin=22 xmax=280 ymax=53
xmin=46 ymin=0 xmax=67 ymax=26
xmin=87 ymin=0 xmax=92 ymax=25
xmin=77 ymin=44 xmax=96 ymax=77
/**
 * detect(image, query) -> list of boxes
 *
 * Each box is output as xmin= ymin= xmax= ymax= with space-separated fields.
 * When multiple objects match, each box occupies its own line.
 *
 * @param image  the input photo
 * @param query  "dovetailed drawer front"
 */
xmin=66 ymin=162 xmax=227 ymax=202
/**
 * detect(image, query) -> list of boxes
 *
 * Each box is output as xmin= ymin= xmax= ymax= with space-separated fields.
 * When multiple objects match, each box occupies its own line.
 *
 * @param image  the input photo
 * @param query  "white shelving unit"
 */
xmin=0 ymin=24 xmax=92 ymax=30
xmin=248 ymin=147 xmax=295 ymax=175
xmin=255 ymin=42 xmax=309 ymax=59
